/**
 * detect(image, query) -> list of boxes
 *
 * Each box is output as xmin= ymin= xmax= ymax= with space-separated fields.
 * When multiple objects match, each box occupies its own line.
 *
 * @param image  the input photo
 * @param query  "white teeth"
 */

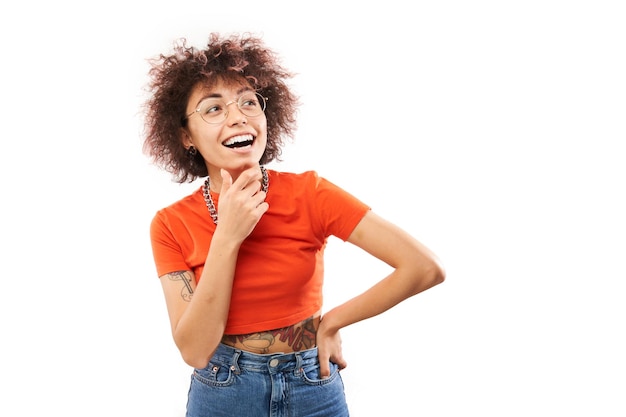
xmin=223 ymin=134 xmax=253 ymax=146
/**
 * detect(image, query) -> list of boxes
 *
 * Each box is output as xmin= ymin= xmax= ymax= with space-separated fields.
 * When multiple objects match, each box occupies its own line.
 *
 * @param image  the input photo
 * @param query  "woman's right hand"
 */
xmin=216 ymin=166 xmax=269 ymax=241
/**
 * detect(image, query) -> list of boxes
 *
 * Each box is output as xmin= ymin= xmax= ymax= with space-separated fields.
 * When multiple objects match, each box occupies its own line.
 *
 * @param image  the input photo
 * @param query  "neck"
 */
xmin=205 ymin=165 xmax=262 ymax=193
xmin=205 ymin=169 xmax=238 ymax=193
xmin=202 ymin=166 xmax=268 ymax=226
xmin=206 ymin=173 xmax=223 ymax=193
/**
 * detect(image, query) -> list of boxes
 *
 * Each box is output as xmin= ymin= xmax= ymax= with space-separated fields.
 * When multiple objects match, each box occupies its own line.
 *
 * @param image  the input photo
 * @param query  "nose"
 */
xmin=225 ymin=101 xmax=247 ymax=125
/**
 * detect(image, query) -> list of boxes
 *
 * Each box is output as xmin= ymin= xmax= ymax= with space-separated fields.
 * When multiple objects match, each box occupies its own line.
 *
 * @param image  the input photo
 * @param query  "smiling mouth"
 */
xmin=223 ymin=134 xmax=254 ymax=148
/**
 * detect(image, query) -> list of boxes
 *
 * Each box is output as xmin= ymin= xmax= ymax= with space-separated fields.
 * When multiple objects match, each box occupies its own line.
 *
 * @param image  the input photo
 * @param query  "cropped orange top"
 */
xmin=150 ymin=170 xmax=370 ymax=334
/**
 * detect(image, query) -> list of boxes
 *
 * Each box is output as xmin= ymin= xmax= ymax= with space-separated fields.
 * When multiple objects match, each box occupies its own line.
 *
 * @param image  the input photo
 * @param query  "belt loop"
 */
xmin=231 ymin=349 xmax=242 ymax=374
xmin=294 ymin=351 xmax=303 ymax=376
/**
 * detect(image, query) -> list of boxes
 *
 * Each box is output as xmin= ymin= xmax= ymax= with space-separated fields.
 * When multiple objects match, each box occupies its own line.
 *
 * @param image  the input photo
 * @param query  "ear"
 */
xmin=180 ymin=128 xmax=193 ymax=149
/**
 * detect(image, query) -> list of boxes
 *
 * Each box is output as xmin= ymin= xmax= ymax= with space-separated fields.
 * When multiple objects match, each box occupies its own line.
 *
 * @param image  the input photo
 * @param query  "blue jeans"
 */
xmin=186 ymin=343 xmax=350 ymax=417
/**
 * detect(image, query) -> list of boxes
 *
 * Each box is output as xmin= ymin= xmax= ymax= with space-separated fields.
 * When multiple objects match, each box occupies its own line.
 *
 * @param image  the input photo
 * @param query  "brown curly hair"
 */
xmin=142 ymin=32 xmax=299 ymax=183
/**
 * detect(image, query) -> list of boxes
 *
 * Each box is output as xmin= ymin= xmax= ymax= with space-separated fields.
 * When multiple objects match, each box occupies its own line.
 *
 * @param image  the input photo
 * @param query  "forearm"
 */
xmin=324 ymin=211 xmax=445 ymax=333
xmin=172 ymin=234 xmax=242 ymax=368
xmin=321 ymin=262 xmax=444 ymax=333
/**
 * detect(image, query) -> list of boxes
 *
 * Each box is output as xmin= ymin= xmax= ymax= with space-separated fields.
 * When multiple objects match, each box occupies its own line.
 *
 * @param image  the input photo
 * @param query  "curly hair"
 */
xmin=142 ymin=32 xmax=299 ymax=183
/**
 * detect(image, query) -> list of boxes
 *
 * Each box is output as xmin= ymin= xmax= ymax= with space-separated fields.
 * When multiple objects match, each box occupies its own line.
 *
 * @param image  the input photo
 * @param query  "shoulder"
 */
xmin=151 ymin=186 xmax=204 ymax=227
xmin=267 ymin=169 xmax=363 ymax=202
xmin=267 ymin=169 xmax=320 ymax=184
xmin=268 ymin=169 xmax=343 ymax=192
xmin=265 ymin=169 xmax=322 ymax=195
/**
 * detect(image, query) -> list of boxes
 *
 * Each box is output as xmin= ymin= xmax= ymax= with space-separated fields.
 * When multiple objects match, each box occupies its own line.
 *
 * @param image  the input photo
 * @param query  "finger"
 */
xmin=317 ymin=346 xmax=331 ymax=379
xmin=334 ymin=356 xmax=348 ymax=371
xmin=243 ymin=178 xmax=262 ymax=197
xmin=220 ymin=169 xmax=233 ymax=193
xmin=238 ymin=166 xmax=263 ymax=190
xmin=255 ymin=200 xmax=269 ymax=216
xmin=319 ymin=360 xmax=331 ymax=379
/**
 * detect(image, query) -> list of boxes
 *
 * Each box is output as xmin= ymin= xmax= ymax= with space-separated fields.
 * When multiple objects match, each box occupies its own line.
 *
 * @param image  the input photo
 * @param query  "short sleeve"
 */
xmin=149 ymin=210 xmax=191 ymax=277
xmin=310 ymin=173 xmax=371 ymax=241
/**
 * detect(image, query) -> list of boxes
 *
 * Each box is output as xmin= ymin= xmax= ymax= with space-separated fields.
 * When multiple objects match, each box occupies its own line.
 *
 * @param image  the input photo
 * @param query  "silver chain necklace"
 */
xmin=202 ymin=166 xmax=269 ymax=225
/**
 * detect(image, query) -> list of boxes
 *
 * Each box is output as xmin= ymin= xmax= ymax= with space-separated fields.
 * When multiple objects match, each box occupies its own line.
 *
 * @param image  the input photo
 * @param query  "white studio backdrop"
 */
xmin=1 ymin=1 xmax=624 ymax=416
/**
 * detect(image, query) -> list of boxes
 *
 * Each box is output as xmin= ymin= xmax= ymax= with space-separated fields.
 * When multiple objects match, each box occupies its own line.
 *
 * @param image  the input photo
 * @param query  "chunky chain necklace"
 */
xmin=202 ymin=166 xmax=269 ymax=225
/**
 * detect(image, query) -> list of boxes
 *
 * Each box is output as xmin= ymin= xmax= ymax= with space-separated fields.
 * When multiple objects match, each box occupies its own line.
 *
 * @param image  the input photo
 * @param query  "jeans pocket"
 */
xmin=300 ymin=361 xmax=339 ymax=386
xmin=192 ymin=361 xmax=235 ymax=387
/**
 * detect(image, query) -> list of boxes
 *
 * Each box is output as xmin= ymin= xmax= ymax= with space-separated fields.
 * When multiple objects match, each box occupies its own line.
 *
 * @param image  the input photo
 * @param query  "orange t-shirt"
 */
xmin=150 ymin=170 xmax=370 ymax=334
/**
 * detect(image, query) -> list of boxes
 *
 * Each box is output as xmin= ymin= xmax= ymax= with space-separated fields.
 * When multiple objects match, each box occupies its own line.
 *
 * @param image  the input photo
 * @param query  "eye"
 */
xmin=200 ymin=99 xmax=225 ymax=116
xmin=204 ymin=103 xmax=223 ymax=114
xmin=241 ymin=98 xmax=259 ymax=108
xmin=239 ymin=93 xmax=260 ymax=108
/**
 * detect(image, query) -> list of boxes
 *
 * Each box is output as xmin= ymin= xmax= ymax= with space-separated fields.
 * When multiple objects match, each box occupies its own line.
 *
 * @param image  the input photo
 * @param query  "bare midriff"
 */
xmin=221 ymin=312 xmax=321 ymax=354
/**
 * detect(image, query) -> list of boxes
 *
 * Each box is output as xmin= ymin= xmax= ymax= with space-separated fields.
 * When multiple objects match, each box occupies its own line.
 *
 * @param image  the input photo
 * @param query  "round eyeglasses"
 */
xmin=184 ymin=92 xmax=267 ymax=125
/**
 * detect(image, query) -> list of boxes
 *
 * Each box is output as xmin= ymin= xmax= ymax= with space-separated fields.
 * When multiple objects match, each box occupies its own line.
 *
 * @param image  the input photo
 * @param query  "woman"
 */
xmin=143 ymin=32 xmax=445 ymax=417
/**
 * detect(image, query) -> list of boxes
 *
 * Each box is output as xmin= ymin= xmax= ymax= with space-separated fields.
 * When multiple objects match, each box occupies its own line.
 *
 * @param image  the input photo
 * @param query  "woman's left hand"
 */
xmin=316 ymin=319 xmax=347 ymax=378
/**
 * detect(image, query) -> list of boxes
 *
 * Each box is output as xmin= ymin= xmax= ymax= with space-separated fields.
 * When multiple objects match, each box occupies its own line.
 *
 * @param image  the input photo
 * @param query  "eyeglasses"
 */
xmin=184 ymin=92 xmax=267 ymax=125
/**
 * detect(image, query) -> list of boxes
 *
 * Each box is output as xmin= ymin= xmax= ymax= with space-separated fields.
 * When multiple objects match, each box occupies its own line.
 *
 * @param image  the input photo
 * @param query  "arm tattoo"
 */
xmin=167 ymin=271 xmax=193 ymax=302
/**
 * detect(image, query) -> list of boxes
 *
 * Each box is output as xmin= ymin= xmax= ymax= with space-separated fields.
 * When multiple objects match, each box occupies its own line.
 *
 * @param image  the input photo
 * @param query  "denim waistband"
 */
xmin=211 ymin=343 xmax=319 ymax=374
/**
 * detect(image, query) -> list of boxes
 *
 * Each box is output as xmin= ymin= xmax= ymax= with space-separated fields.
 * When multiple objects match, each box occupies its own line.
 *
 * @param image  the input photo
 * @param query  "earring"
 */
xmin=187 ymin=146 xmax=197 ymax=157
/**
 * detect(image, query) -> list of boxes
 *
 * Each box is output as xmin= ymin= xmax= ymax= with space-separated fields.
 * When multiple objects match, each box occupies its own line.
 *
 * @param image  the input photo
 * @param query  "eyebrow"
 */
xmin=193 ymin=86 xmax=253 ymax=108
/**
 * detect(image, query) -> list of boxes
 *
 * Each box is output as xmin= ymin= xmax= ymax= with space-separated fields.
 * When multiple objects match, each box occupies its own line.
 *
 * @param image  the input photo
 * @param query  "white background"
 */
xmin=1 ymin=1 xmax=625 ymax=416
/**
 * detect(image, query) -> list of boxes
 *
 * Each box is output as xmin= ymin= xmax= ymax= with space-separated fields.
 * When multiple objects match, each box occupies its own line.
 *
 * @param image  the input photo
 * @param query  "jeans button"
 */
xmin=269 ymin=358 xmax=279 ymax=367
